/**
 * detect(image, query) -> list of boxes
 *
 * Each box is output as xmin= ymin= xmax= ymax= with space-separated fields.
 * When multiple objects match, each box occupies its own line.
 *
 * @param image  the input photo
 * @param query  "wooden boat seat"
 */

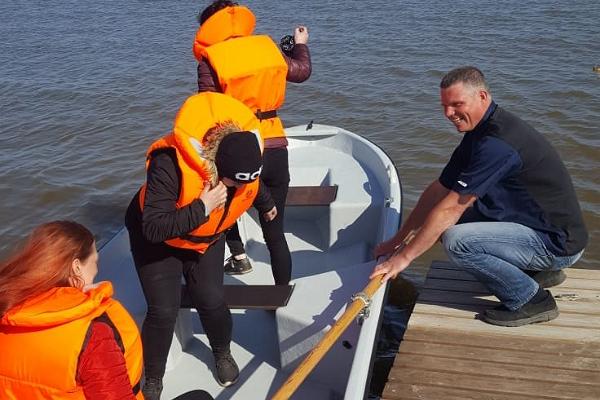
xmin=285 ymin=185 xmax=338 ymax=206
xmin=180 ymin=284 xmax=294 ymax=310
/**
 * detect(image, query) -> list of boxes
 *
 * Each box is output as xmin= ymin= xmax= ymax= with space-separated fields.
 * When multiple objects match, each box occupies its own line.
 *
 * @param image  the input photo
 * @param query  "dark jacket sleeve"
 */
xmin=77 ymin=322 xmax=136 ymax=400
xmin=253 ymin=179 xmax=276 ymax=214
xmin=141 ymin=149 xmax=209 ymax=243
xmin=197 ymin=42 xmax=312 ymax=92
xmin=284 ymin=43 xmax=312 ymax=83
xmin=197 ymin=59 xmax=221 ymax=93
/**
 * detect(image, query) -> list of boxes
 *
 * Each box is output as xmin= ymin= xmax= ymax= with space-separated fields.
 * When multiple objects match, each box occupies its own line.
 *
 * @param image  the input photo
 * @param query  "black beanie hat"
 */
xmin=215 ymin=132 xmax=262 ymax=183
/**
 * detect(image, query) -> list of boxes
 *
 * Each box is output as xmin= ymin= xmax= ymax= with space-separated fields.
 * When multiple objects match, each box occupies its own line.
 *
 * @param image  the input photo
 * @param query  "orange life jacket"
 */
xmin=139 ymin=92 xmax=262 ymax=253
xmin=0 ymin=282 xmax=143 ymax=400
xmin=193 ymin=6 xmax=288 ymax=139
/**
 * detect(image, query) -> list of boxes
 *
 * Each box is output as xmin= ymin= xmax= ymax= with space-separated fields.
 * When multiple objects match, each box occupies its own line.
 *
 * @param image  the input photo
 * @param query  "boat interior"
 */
xmin=97 ymin=125 xmax=401 ymax=399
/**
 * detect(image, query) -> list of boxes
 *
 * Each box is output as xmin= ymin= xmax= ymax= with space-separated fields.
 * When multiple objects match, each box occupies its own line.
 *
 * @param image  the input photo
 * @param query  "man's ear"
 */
xmin=479 ymin=90 xmax=489 ymax=101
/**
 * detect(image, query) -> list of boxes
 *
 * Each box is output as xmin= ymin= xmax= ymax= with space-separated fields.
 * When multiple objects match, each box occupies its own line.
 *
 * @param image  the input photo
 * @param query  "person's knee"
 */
xmin=441 ymin=225 xmax=476 ymax=256
xmin=196 ymin=299 xmax=228 ymax=317
xmin=145 ymin=303 xmax=179 ymax=323
xmin=441 ymin=226 xmax=461 ymax=254
xmin=263 ymin=228 xmax=286 ymax=245
xmin=191 ymin=289 xmax=226 ymax=313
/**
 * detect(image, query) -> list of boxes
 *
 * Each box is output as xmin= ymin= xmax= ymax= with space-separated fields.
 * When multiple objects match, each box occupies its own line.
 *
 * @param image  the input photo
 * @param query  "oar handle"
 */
xmin=271 ymin=275 xmax=384 ymax=400
xmin=271 ymin=231 xmax=418 ymax=400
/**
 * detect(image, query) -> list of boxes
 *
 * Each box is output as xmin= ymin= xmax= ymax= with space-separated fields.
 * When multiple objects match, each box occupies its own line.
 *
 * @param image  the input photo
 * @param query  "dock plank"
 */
xmin=382 ymin=261 xmax=600 ymax=400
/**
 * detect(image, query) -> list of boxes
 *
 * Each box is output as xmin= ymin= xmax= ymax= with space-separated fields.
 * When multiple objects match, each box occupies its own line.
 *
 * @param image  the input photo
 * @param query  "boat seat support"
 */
xmin=180 ymin=284 xmax=294 ymax=310
xmin=285 ymin=186 xmax=338 ymax=206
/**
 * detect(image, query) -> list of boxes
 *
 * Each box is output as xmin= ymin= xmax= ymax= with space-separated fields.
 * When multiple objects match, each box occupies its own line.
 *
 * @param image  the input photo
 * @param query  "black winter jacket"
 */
xmin=125 ymin=149 xmax=274 ymax=244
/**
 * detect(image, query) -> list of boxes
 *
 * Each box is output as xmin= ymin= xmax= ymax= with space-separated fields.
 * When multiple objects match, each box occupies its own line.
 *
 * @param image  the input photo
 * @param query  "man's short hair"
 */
xmin=440 ymin=66 xmax=490 ymax=93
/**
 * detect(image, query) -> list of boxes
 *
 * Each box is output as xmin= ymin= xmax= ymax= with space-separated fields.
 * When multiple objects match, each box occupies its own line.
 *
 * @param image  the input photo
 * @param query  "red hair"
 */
xmin=0 ymin=220 xmax=95 ymax=318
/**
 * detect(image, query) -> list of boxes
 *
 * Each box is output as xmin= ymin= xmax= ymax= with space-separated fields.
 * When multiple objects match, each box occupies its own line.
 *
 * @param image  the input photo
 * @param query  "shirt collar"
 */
xmin=470 ymin=101 xmax=497 ymax=133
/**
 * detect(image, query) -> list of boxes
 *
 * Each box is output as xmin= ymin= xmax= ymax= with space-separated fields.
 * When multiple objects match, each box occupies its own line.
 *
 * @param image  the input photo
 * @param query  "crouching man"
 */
xmin=372 ymin=66 xmax=587 ymax=327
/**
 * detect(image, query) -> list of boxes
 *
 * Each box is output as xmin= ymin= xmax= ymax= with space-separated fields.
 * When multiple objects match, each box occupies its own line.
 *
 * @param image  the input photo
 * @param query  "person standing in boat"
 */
xmin=371 ymin=66 xmax=587 ymax=327
xmin=193 ymin=0 xmax=312 ymax=283
xmin=125 ymin=92 xmax=276 ymax=399
xmin=0 ymin=220 xmax=145 ymax=399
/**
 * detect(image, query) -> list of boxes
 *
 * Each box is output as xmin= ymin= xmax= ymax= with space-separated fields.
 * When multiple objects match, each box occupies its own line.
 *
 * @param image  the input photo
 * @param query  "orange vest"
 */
xmin=139 ymin=92 xmax=262 ymax=253
xmin=0 ymin=282 xmax=143 ymax=400
xmin=193 ymin=6 xmax=288 ymax=139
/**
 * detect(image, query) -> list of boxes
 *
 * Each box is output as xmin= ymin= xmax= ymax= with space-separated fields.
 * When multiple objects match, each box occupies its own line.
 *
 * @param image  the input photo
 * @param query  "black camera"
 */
xmin=280 ymin=35 xmax=295 ymax=56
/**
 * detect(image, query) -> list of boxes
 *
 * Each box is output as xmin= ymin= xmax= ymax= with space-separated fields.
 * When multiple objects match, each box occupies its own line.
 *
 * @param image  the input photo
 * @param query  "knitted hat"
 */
xmin=215 ymin=132 xmax=262 ymax=183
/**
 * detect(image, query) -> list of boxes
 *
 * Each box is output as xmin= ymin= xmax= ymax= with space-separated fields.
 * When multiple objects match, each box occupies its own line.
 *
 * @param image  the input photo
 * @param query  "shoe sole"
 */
xmin=482 ymin=308 xmax=559 ymax=327
xmin=224 ymin=267 xmax=253 ymax=275
xmin=216 ymin=376 xmax=239 ymax=387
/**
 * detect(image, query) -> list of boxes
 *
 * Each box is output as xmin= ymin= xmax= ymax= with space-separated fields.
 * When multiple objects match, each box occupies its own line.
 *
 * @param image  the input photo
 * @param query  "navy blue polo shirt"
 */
xmin=439 ymin=102 xmax=588 ymax=256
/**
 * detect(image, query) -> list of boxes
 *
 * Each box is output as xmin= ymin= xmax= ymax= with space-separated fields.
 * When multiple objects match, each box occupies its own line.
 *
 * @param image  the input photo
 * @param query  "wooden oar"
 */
xmin=271 ymin=231 xmax=417 ymax=400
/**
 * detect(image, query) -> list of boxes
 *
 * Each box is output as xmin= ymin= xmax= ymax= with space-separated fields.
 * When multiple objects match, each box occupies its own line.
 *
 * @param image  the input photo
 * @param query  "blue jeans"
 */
xmin=442 ymin=221 xmax=583 ymax=310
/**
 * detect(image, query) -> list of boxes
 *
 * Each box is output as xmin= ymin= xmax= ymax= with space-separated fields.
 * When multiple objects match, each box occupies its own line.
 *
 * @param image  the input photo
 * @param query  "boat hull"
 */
xmin=97 ymin=124 xmax=402 ymax=399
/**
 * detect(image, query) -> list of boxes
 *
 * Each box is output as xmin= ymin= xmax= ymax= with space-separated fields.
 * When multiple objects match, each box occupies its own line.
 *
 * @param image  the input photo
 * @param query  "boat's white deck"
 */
xmin=97 ymin=125 xmax=401 ymax=400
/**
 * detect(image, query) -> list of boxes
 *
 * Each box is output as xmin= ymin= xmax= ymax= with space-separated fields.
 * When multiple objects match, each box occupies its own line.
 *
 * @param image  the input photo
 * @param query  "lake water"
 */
xmin=1 ymin=0 xmax=598 ymax=397
xmin=1 ymin=1 xmax=598 ymax=270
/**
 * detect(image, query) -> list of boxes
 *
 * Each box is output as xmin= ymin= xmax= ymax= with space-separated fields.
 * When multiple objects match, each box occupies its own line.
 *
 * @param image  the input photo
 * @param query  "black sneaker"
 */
xmin=142 ymin=377 xmax=163 ymax=400
xmin=224 ymin=255 xmax=253 ymax=275
xmin=214 ymin=351 xmax=239 ymax=387
xmin=482 ymin=290 xmax=559 ymax=327
xmin=524 ymin=270 xmax=566 ymax=288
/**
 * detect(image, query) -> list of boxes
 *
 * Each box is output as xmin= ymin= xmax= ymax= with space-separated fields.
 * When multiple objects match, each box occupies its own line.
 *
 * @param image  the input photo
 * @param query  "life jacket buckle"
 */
xmin=255 ymin=109 xmax=277 ymax=120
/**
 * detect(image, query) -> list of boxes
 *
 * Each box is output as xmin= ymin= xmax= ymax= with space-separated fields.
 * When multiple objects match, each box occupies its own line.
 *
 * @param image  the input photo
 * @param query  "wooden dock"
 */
xmin=382 ymin=261 xmax=600 ymax=400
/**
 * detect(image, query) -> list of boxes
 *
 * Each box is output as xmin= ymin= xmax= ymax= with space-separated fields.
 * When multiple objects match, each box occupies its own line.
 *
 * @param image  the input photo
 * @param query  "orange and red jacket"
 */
xmin=0 ymin=282 xmax=143 ymax=400
xmin=192 ymin=6 xmax=288 ymax=140
xmin=139 ymin=92 xmax=262 ymax=253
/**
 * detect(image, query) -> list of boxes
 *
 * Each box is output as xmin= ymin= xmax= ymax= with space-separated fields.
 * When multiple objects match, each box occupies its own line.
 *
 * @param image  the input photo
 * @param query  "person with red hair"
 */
xmin=0 ymin=221 xmax=214 ymax=400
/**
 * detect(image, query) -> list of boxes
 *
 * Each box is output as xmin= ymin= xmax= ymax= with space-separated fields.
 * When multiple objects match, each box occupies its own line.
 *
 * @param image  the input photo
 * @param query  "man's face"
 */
xmin=440 ymin=82 xmax=490 ymax=133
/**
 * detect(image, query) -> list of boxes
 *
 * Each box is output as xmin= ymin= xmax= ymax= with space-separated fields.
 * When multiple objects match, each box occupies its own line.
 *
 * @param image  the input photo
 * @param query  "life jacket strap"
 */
xmin=132 ymin=380 xmax=141 ymax=395
xmin=180 ymin=232 xmax=224 ymax=244
xmin=255 ymin=109 xmax=277 ymax=120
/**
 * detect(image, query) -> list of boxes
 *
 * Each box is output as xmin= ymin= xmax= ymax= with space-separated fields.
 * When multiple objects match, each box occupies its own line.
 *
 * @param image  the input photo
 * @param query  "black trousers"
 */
xmin=128 ymin=228 xmax=231 ymax=379
xmin=173 ymin=390 xmax=214 ymax=400
xmin=226 ymin=147 xmax=292 ymax=285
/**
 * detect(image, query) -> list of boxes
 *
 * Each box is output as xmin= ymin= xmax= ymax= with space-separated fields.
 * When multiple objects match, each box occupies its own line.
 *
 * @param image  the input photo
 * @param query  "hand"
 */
xmin=370 ymin=253 xmax=410 ymax=283
xmin=199 ymin=182 xmax=227 ymax=215
xmin=373 ymin=239 xmax=397 ymax=259
xmin=263 ymin=206 xmax=277 ymax=222
xmin=294 ymin=25 xmax=309 ymax=44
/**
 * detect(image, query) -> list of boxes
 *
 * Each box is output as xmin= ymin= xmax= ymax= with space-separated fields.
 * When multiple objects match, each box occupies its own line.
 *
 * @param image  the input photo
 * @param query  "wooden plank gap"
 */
xmin=396 ymin=349 xmax=600 ymax=373
xmin=390 ymin=363 xmax=600 ymax=387
xmin=400 ymin=337 xmax=600 ymax=359
xmin=383 ymin=381 xmax=584 ymax=400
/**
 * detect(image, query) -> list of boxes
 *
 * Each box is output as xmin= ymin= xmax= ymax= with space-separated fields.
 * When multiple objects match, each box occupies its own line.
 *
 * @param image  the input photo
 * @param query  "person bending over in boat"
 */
xmin=125 ymin=92 xmax=276 ymax=399
xmin=193 ymin=0 xmax=311 ymax=282
xmin=371 ymin=66 xmax=587 ymax=327
xmin=0 ymin=221 xmax=215 ymax=400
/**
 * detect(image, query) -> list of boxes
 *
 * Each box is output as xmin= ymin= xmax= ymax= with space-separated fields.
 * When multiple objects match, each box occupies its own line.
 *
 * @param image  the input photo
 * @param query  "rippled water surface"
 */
xmin=1 ymin=0 xmax=599 ymax=271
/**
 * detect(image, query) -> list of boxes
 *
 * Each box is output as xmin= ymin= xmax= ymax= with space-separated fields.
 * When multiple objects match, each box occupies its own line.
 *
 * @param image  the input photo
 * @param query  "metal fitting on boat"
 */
xmin=351 ymin=292 xmax=371 ymax=324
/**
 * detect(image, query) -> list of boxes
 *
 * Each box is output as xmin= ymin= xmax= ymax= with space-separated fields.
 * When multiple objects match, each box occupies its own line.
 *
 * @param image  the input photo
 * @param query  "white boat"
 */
xmin=97 ymin=124 xmax=402 ymax=399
